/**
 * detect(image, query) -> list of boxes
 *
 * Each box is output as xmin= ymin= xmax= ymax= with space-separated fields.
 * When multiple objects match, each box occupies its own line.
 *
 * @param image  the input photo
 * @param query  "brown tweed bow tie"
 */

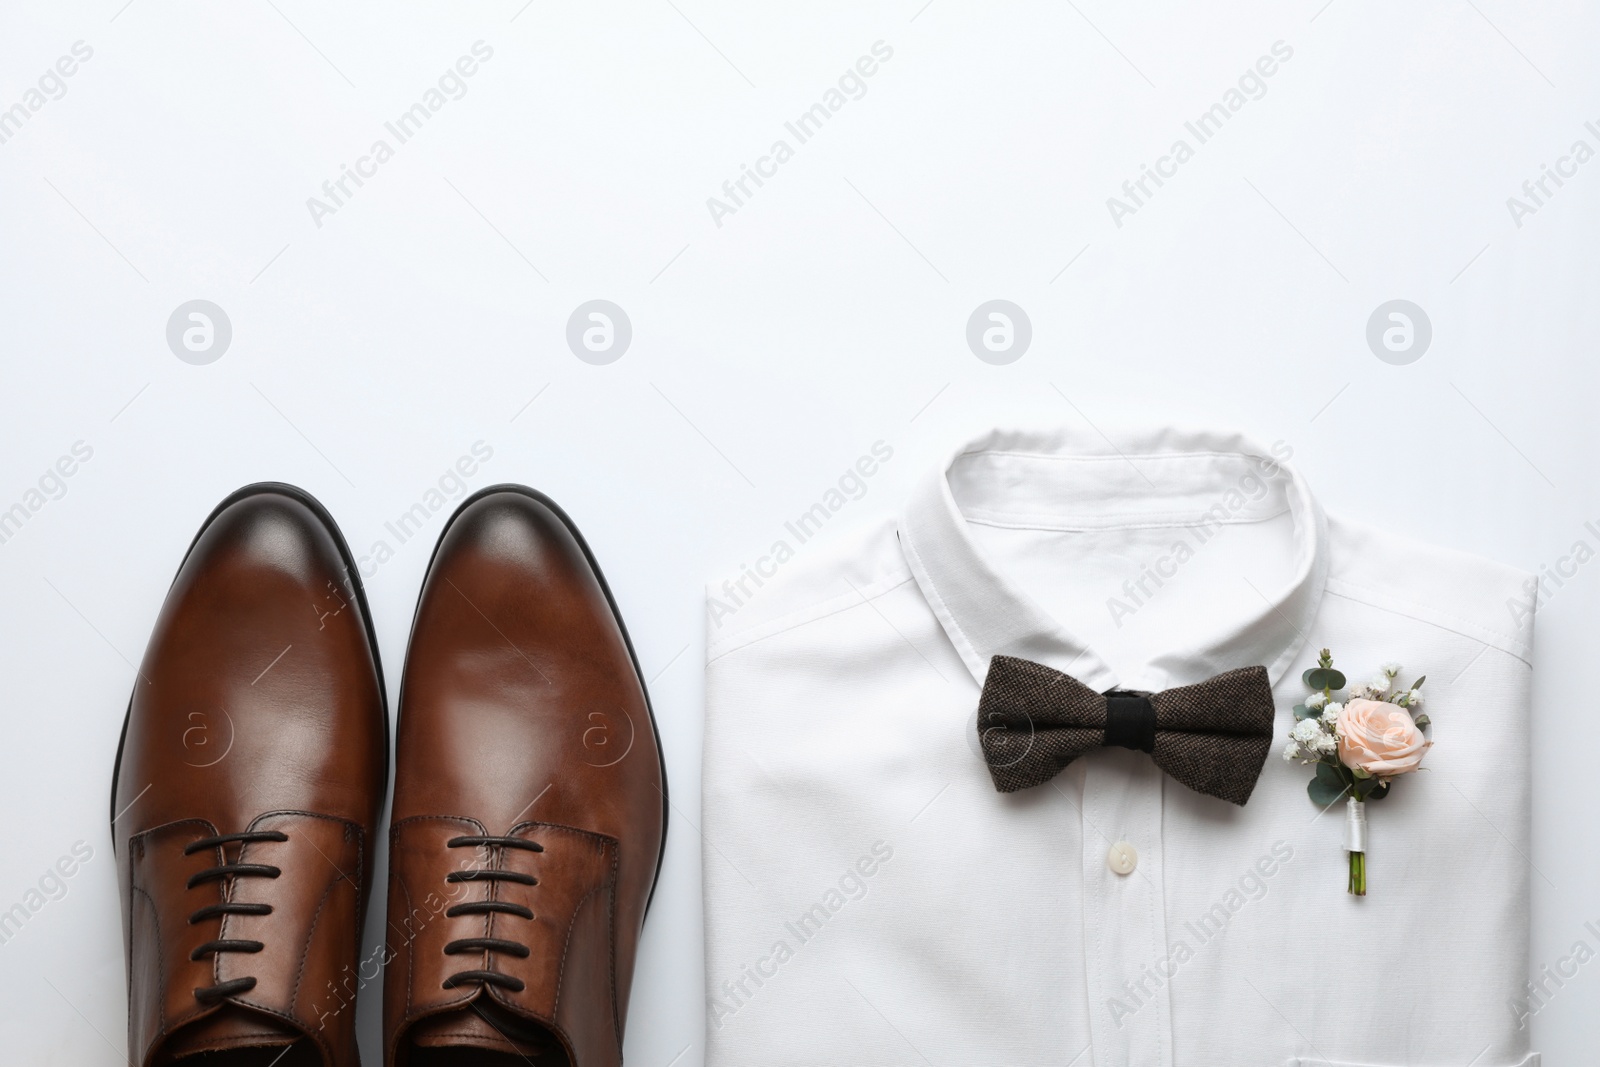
xmin=976 ymin=655 xmax=1277 ymax=806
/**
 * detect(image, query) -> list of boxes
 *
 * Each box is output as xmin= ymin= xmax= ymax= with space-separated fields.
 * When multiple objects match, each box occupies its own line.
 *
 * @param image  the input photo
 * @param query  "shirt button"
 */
xmin=1107 ymin=841 xmax=1138 ymax=876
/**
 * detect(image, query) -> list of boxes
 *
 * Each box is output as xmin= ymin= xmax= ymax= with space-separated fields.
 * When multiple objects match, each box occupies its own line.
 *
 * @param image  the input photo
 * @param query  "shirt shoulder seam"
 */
xmin=1323 ymin=577 xmax=1532 ymax=667
xmin=706 ymin=572 xmax=916 ymax=665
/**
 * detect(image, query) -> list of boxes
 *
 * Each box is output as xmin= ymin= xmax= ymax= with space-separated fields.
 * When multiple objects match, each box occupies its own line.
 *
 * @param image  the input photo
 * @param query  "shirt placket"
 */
xmin=1080 ymin=752 xmax=1172 ymax=1067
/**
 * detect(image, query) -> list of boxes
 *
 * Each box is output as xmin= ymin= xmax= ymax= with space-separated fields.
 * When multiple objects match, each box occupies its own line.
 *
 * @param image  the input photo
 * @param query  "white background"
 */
xmin=2 ymin=1 xmax=1597 ymax=1063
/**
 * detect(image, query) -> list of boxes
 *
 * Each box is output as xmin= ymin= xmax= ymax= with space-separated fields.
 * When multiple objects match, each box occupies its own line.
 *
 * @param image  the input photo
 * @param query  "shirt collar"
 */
xmin=898 ymin=425 xmax=1328 ymax=691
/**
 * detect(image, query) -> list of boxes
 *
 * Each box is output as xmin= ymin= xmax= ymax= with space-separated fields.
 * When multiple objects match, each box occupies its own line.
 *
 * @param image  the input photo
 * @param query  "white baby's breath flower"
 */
xmin=1305 ymin=692 xmax=1327 ymax=710
xmin=1321 ymin=703 xmax=1340 ymax=725
xmin=1311 ymin=732 xmax=1338 ymax=756
xmin=1406 ymin=689 xmax=1422 ymax=706
xmin=1291 ymin=719 xmax=1323 ymax=745
xmin=1282 ymin=741 xmax=1301 ymax=762
xmin=1381 ymin=662 xmax=1402 ymax=677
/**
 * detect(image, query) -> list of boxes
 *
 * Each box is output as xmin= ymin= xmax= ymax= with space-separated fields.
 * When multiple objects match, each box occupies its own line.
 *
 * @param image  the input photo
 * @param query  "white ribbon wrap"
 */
xmin=1344 ymin=796 xmax=1368 ymax=853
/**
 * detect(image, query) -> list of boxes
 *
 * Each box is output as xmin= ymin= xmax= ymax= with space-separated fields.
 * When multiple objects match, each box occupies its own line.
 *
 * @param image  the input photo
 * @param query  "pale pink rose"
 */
xmin=1336 ymin=698 xmax=1430 ymax=778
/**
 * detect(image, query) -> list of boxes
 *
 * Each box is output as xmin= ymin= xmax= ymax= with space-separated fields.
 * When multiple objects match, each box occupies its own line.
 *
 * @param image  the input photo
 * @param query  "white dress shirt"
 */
xmin=702 ymin=426 xmax=1537 ymax=1067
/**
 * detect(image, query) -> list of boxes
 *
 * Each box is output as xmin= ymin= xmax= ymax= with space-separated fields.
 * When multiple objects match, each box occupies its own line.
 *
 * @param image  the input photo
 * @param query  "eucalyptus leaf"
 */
xmin=1315 ymin=762 xmax=1346 ymax=788
xmin=1308 ymin=776 xmax=1348 ymax=807
xmin=1293 ymin=704 xmax=1318 ymax=721
xmin=1324 ymin=670 xmax=1347 ymax=690
xmin=1302 ymin=667 xmax=1321 ymax=689
xmin=1365 ymin=781 xmax=1392 ymax=801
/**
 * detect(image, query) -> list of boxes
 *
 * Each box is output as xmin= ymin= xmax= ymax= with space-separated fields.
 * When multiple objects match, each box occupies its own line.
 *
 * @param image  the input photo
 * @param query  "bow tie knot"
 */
xmin=976 ymin=656 xmax=1277 ymax=806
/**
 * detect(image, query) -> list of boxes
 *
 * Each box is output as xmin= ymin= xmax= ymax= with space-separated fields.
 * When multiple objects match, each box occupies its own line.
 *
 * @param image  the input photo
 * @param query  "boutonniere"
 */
xmin=1283 ymin=649 xmax=1430 ymax=896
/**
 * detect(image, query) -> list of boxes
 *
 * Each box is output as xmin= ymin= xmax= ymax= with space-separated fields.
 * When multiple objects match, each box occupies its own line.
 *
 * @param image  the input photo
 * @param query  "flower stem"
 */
xmin=1348 ymin=850 xmax=1366 ymax=896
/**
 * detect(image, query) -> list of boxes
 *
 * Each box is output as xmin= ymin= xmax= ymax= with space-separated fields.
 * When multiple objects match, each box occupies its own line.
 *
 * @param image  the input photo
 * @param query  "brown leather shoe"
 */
xmin=383 ymin=486 xmax=666 ymax=1067
xmin=112 ymin=484 xmax=388 ymax=1067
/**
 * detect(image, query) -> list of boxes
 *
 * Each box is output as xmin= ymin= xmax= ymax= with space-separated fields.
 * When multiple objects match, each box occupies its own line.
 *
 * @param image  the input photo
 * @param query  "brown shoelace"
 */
xmin=440 ymin=835 xmax=542 ymax=993
xmin=184 ymin=830 xmax=288 ymax=1003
